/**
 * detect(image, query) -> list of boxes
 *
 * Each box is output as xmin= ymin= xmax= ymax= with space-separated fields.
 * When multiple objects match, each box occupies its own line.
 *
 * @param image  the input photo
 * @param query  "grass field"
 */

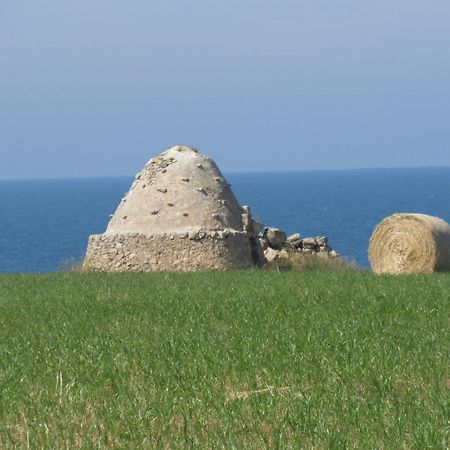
xmin=0 ymin=271 xmax=449 ymax=449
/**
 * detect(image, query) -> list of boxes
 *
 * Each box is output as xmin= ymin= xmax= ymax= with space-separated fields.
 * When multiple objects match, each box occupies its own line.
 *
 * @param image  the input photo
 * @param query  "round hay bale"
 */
xmin=368 ymin=213 xmax=450 ymax=274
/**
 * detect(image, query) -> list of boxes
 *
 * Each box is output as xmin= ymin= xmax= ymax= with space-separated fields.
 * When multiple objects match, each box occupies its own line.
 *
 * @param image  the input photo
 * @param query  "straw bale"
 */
xmin=368 ymin=213 xmax=450 ymax=274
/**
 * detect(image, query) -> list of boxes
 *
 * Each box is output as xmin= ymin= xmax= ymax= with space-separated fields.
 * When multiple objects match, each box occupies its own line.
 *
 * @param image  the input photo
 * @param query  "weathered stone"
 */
xmin=286 ymin=233 xmax=302 ymax=249
xmin=83 ymin=146 xmax=265 ymax=271
xmin=265 ymin=227 xmax=287 ymax=250
xmin=302 ymin=238 xmax=318 ymax=251
xmin=264 ymin=247 xmax=289 ymax=263
xmin=287 ymin=233 xmax=301 ymax=243
xmin=264 ymin=247 xmax=278 ymax=263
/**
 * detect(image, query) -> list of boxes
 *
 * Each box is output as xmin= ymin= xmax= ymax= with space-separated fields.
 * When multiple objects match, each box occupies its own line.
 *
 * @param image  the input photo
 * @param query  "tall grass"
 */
xmin=267 ymin=252 xmax=360 ymax=272
xmin=0 ymin=271 xmax=449 ymax=448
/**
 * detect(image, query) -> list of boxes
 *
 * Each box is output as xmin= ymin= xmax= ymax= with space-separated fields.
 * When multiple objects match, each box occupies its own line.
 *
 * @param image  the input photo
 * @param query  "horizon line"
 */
xmin=0 ymin=164 xmax=449 ymax=182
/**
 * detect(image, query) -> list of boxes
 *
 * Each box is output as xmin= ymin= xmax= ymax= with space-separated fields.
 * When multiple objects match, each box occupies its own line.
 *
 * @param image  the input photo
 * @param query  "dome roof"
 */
xmin=106 ymin=146 xmax=245 ymax=235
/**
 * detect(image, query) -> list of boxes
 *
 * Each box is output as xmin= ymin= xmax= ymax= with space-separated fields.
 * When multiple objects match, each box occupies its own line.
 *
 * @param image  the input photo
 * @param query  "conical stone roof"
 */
xmin=106 ymin=145 xmax=244 ymax=235
xmin=83 ymin=146 xmax=265 ymax=271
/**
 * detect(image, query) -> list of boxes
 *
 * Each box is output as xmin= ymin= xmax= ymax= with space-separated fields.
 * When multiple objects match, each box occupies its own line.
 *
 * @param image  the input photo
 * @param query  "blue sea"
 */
xmin=1 ymin=167 xmax=449 ymax=273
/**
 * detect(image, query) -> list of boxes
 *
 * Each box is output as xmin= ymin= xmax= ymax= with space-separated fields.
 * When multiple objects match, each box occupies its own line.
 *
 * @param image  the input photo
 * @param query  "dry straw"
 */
xmin=369 ymin=213 xmax=450 ymax=274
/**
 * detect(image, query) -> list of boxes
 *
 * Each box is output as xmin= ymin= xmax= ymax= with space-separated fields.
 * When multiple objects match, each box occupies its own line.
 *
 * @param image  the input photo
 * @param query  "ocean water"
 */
xmin=1 ymin=167 xmax=449 ymax=273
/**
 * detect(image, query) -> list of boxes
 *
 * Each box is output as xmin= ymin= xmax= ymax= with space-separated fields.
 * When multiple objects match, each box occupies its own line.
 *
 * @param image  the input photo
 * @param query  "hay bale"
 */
xmin=368 ymin=213 xmax=450 ymax=274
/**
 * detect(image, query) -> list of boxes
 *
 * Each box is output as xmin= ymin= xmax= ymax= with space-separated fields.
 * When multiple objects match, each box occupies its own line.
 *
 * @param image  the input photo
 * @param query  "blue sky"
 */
xmin=1 ymin=0 xmax=449 ymax=179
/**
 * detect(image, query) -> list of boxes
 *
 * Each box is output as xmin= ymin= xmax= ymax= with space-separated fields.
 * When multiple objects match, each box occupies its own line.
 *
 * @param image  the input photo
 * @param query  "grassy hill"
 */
xmin=0 ymin=271 xmax=449 ymax=448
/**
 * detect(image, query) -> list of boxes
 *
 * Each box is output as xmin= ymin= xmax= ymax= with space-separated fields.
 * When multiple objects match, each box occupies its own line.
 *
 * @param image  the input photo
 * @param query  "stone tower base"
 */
xmin=83 ymin=230 xmax=255 ymax=272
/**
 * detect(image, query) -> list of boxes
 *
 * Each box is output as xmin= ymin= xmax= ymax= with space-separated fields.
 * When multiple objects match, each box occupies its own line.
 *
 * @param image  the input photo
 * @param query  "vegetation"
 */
xmin=0 ymin=271 xmax=449 ymax=448
xmin=268 ymin=252 xmax=359 ymax=272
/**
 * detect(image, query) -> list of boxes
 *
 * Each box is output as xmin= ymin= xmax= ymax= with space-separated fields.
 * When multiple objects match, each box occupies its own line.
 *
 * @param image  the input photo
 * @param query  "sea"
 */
xmin=1 ymin=167 xmax=449 ymax=273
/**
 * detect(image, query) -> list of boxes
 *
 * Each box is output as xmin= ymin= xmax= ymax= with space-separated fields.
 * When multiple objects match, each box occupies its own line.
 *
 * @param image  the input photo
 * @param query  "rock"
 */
xmin=286 ymin=233 xmax=302 ymax=249
xmin=302 ymin=237 xmax=317 ymax=250
xmin=265 ymin=227 xmax=287 ymax=250
xmin=264 ymin=247 xmax=289 ymax=263
xmin=287 ymin=233 xmax=301 ymax=243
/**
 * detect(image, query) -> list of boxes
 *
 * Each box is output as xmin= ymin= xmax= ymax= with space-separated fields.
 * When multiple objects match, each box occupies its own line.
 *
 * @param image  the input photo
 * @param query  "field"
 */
xmin=0 ymin=271 xmax=449 ymax=448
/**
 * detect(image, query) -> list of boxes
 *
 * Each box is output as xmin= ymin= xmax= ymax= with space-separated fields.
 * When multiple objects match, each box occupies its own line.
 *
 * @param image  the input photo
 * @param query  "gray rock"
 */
xmin=287 ymin=233 xmax=301 ymax=243
xmin=286 ymin=233 xmax=302 ymax=249
xmin=302 ymin=237 xmax=317 ymax=250
xmin=265 ymin=227 xmax=287 ymax=249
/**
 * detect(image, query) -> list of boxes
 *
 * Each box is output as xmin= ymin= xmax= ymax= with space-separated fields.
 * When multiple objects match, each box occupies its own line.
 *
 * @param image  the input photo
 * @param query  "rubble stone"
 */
xmin=265 ymin=227 xmax=287 ymax=250
xmin=264 ymin=247 xmax=289 ymax=263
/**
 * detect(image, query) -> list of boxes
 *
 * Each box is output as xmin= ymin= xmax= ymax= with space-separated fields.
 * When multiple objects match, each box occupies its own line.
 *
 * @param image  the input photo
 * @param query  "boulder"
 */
xmin=287 ymin=233 xmax=302 ymax=249
xmin=316 ymin=236 xmax=328 ymax=246
xmin=265 ymin=227 xmax=287 ymax=250
xmin=302 ymin=237 xmax=317 ymax=250
xmin=287 ymin=233 xmax=301 ymax=243
xmin=264 ymin=247 xmax=289 ymax=263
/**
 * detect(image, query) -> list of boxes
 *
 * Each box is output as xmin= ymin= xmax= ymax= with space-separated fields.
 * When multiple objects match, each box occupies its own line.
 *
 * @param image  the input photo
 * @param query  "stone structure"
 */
xmin=260 ymin=228 xmax=339 ymax=264
xmin=83 ymin=146 xmax=265 ymax=271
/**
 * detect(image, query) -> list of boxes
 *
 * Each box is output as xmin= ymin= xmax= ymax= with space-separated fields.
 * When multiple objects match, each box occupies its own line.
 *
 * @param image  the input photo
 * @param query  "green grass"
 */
xmin=0 ymin=271 xmax=449 ymax=449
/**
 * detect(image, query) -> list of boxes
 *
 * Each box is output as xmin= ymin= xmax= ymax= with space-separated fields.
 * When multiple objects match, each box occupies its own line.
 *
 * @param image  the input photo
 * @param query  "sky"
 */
xmin=1 ymin=0 xmax=450 ymax=179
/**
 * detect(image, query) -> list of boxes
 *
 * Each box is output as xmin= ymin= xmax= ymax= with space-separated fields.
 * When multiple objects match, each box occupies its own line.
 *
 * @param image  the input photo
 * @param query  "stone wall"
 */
xmin=260 ymin=228 xmax=339 ymax=264
xmin=83 ymin=230 xmax=255 ymax=272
